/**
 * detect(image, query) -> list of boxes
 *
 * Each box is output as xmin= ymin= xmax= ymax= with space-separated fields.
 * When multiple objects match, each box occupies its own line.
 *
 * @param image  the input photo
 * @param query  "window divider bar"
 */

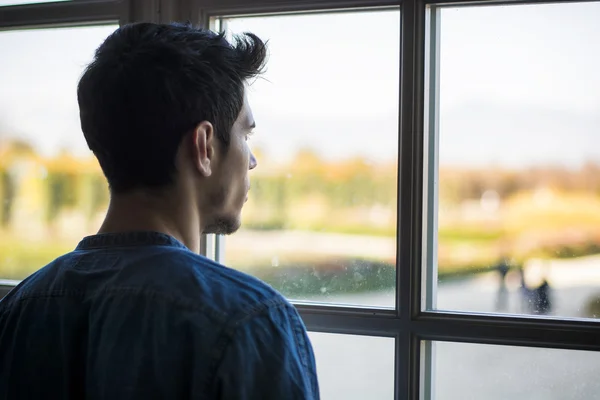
xmin=214 ymin=234 xmax=226 ymax=264
xmin=158 ymin=0 xmax=203 ymax=23
xmin=199 ymin=234 xmax=209 ymax=257
xmin=397 ymin=0 xmax=426 ymax=321
xmin=398 ymin=0 xmax=427 ymax=397
xmin=396 ymin=330 xmax=422 ymax=400
xmin=0 ymin=0 xmax=127 ymax=30
xmin=415 ymin=311 xmax=600 ymax=351
xmin=296 ymin=303 xmax=600 ymax=351
xmin=205 ymin=234 xmax=217 ymax=260
xmin=410 ymin=332 xmax=422 ymax=400
xmin=419 ymin=340 xmax=435 ymax=400
xmin=425 ymin=0 xmax=600 ymax=8
xmin=295 ymin=302 xmax=398 ymax=317
xmin=395 ymin=330 xmax=409 ymax=399
xmin=127 ymin=0 xmax=159 ymax=23
xmin=196 ymin=0 xmax=400 ymax=18
xmin=298 ymin=307 xmax=401 ymax=336
xmin=422 ymin=3 xmax=440 ymax=312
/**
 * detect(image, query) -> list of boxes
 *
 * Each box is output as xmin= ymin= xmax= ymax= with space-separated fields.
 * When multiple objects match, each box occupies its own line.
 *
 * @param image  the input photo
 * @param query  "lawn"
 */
xmin=0 ymin=236 xmax=73 ymax=280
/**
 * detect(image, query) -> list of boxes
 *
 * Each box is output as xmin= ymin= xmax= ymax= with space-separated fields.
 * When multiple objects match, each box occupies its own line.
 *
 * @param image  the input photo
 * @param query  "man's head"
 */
xmin=78 ymin=22 xmax=266 ymax=235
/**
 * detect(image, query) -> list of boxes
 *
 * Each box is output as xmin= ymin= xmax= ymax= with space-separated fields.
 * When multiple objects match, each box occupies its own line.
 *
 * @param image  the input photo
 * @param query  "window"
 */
xmin=424 ymin=1 xmax=600 ymax=320
xmin=213 ymin=10 xmax=400 ymax=307
xmin=0 ymin=25 xmax=118 ymax=281
xmin=433 ymin=341 xmax=600 ymax=399
xmin=310 ymin=332 xmax=395 ymax=399
xmin=2 ymin=1 xmax=600 ymax=399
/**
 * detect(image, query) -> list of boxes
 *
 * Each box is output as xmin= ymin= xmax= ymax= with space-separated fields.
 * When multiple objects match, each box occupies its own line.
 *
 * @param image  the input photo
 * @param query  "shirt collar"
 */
xmin=76 ymin=231 xmax=187 ymax=251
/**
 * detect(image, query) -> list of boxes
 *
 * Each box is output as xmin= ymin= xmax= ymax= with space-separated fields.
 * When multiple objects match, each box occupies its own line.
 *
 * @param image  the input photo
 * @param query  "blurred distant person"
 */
xmin=0 ymin=23 xmax=319 ymax=399
xmin=532 ymin=279 xmax=552 ymax=314
xmin=495 ymin=256 xmax=510 ymax=311
xmin=519 ymin=267 xmax=552 ymax=315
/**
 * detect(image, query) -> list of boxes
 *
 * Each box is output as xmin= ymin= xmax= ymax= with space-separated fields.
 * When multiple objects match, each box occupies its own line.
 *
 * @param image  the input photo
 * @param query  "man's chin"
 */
xmin=203 ymin=215 xmax=241 ymax=236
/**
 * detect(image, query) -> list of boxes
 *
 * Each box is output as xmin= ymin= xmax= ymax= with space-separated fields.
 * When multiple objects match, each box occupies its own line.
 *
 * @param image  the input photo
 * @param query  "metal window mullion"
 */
xmin=0 ymin=0 xmax=127 ymax=29
xmin=397 ymin=0 xmax=427 ymax=399
xmin=414 ymin=311 xmax=600 ymax=351
xmin=126 ymin=0 xmax=159 ymax=23
xmin=298 ymin=311 xmax=401 ymax=336
xmin=419 ymin=340 xmax=435 ymax=400
xmin=421 ymin=4 xmax=441 ymax=399
xmin=296 ymin=304 xmax=600 ymax=350
xmin=425 ymin=0 xmax=600 ymax=8
xmin=214 ymin=235 xmax=225 ymax=263
xmin=205 ymin=234 xmax=217 ymax=260
xmin=157 ymin=0 xmax=203 ymax=23
xmin=422 ymin=4 xmax=440 ymax=313
xmin=196 ymin=0 xmax=401 ymax=18
xmin=199 ymin=234 xmax=214 ymax=258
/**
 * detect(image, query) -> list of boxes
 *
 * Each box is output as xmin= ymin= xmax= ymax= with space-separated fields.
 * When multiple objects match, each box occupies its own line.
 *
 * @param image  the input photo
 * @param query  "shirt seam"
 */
xmin=1 ymin=287 xmax=235 ymax=324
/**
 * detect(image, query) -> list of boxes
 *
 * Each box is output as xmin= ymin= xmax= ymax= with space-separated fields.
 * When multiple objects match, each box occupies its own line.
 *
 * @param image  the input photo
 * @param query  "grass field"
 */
xmin=2 ymin=190 xmax=600 ymax=291
xmin=0 ymin=236 xmax=73 ymax=280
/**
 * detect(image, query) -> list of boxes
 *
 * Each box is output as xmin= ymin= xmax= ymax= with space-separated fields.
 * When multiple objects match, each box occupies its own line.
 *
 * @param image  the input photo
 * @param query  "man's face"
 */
xmin=201 ymin=97 xmax=257 ymax=235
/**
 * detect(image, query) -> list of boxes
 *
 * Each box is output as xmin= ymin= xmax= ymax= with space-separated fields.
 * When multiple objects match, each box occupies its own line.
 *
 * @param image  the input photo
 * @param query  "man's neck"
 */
xmin=98 ymin=190 xmax=201 ymax=253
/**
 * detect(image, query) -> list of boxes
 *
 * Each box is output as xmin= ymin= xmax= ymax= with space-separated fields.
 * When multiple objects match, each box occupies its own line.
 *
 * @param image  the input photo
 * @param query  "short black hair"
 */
xmin=77 ymin=22 xmax=267 ymax=193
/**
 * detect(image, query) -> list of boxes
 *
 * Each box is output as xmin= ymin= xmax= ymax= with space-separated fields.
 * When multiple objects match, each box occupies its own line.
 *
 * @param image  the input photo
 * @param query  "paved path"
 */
xmin=305 ymin=267 xmax=600 ymax=400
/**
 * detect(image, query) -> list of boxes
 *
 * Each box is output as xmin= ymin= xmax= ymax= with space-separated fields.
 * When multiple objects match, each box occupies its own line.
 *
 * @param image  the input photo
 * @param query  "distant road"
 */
xmin=313 ymin=316 xmax=600 ymax=400
xmin=302 ymin=258 xmax=600 ymax=400
xmin=226 ymin=229 xmax=396 ymax=262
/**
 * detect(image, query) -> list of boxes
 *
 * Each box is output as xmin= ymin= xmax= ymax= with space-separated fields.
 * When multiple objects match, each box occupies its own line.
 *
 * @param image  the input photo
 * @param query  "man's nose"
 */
xmin=249 ymin=152 xmax=258 ymax=170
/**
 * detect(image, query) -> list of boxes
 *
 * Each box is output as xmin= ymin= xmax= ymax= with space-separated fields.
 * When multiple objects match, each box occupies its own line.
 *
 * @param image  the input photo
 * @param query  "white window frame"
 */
xmin=2 ymin=1 xmax=600 ymax=399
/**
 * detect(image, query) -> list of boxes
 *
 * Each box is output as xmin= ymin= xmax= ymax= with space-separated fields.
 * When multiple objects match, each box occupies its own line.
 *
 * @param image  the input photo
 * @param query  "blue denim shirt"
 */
xmin=0 ymin=232 xmax=319 ymax=399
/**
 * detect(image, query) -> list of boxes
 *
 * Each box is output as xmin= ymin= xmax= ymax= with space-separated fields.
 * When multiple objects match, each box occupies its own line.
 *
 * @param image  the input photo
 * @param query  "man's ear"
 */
xmin=191 ymin=121 xmax=215 ymax=177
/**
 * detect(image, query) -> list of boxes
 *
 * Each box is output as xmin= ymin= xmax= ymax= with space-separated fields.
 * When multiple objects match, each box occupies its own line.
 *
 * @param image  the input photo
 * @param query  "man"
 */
xmin=0 ymin=23 xmax=319 ymax=399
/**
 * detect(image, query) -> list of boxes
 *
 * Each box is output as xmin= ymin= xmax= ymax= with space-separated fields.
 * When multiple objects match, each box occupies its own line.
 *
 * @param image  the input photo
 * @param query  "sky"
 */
xmin=0 ymin=2 xmax=599 ymax=168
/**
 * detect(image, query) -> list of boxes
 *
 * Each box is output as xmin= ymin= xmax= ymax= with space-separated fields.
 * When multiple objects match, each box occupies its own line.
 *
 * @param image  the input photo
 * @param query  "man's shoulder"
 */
xmin=123 ymin=247 xmax=290 ymax=323
xmin=1 ymin=246 xmax=290 ymax=327
xmin=171 ymin=249 xmax=284 ymax=299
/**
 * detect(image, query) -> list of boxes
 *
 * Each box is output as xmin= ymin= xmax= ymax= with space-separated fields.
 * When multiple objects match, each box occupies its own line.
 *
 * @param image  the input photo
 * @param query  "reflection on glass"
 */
xmin=0 ymin=0 xmax=67 ymax=6
xmin=0 ymin=25 xmax=117 ymax=280
xmin=431 ymin=2 xmax=600 ymax=319
xmin=221 ymin=11 xmax=400 ymax=307
xmin=433 ymin=341 xmax=600 ymax=400
xmin=309 ymin=332 xmax=394 ymax=400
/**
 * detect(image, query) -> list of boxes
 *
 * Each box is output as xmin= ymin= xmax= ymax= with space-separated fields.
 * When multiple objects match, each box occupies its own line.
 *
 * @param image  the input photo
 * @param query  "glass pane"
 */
xmin=220 ymin=10 xmax=400 ymax=307
xmin=428 ymin=2 xmax=600 ymax=318
xmin=310 ymin=332 xmax=394 ymax=400
xmin=432 ymin=341 xmax=600 ymax=400
xmin=0 ymin=25 xmax=117 ymax=280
